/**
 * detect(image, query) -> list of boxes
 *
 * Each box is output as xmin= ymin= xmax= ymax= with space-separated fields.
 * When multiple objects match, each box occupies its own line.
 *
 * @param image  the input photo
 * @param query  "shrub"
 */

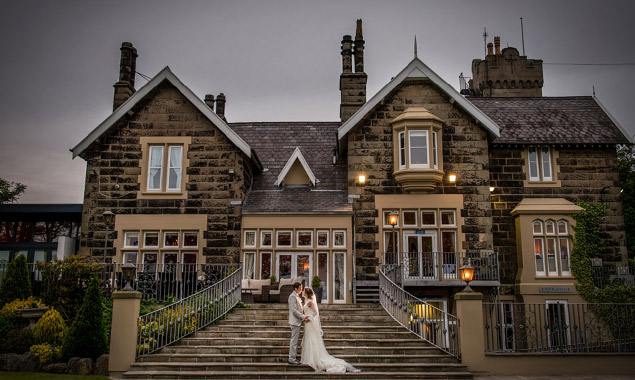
xmin=0 ymin=297 xmax=46 ymax=315
xmin=311 ymin=276 xmax=321 ymax=288
xmin=0 ymin=314 xmax=28 ymax=353
xmin=268 ymin=275 xmax=277 ymax=283
xmin=2 ymin=327 xmax=34 ymax=354
xmin=137 ymin=304 xmax=198 ymax=353
xmin=38 ymin=255 xmax=104 ymax=321
xmin=30 ymin=343 xmax=62 ymax=364
xmin=33 ymin=308 xmax=66 ymax=346
xmin=0 ymin=255 xmax=31 ymax=307
xmin=61 ymin=277 xmax=107 ymax=360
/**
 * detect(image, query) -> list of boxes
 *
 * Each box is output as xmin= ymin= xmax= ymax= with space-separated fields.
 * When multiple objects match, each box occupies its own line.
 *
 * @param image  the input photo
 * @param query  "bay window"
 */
xmin=532 ymin=219 xmax=571 ymax=276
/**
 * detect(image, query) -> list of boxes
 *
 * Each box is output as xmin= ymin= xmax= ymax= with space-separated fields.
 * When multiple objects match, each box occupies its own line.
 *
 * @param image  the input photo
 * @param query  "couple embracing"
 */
xmin=287 ymin=282 xmax=360 ymax=373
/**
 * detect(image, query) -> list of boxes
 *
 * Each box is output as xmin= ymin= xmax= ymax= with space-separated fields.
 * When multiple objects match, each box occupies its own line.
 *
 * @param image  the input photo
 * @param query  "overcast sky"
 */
xmin=1 ymin=0 xmax=634 ymax=203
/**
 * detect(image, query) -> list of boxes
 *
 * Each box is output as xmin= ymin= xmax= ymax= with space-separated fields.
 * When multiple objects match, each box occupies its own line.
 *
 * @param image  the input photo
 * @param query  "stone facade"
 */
xmin=347 ymin=79 xmax=493 ymax=278
xmin=78 ymin=82 xmax=254 ymax=264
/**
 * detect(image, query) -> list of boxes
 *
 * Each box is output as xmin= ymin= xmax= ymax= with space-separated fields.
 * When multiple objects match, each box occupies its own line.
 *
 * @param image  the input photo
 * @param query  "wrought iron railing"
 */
xmin=484 ymin=302 xmax=635 ymax=353
xmin=379 ymin=264 xmax=460 ymax=359
xmin=591 ymin=265 xmax=635 ymax=288
xmin=136 ymin=266 xmax=242 ymax=357
xmin=383 ymin=251 xmax=499 ymax=283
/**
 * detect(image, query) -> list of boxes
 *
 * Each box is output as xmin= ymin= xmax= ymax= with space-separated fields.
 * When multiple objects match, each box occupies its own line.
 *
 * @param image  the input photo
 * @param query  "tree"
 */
xmin=0 ymin=255 xmax=32 ymax=307
xmin=0 ymin=178 xmax=26 ymax=204
xmin=617 ymin=144 xmax=635 ymax=260
xmin=61 ymin=277 xmax=107 ymax=360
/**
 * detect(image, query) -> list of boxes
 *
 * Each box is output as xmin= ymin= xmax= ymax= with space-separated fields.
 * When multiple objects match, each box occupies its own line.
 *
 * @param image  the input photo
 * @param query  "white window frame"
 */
xmin=333 ymin=251 xmax=346 ymax=303
xmin=147 ymin=145 xmax=164 ymax=191
xmin=162 ymin=251 xmax=179 ymax=265
xmin=182 ymin=231 xmax=199 ymax=248
xmin=408 ymin=130 xmax=429 ymax=169
xmin=243 ymin=252 xmax=256 ymax=279
xmin=143 ymin=231 xmax=159 ymax=248
xmin=440 ymin=230 xmax=457 ymax=253
xmin=432 ymin=131 xmax=438 ymax=169
xmin=402 ymin=210 xmax=418 ymax=227
xmin=260 ymin=251 xmax=272 ymax=280
xmin=181 ymin=252 xmax=197 ymax=265
xmin=124 ymin=231 xmax=140 ymax=248
xmin=398 ymin=131 xmax=406 ymax=169
xmin=557 ymin=220 xmax=568 ymax=235
xmin=545 ymin=300 xmax=571 ymax=348
xmin=166 ymin=145 xmax=183 ymax=191
xmin=383 ymin=230 xmax=400 ymax=262
xmin=276 ymin=230 xmax=292 ymax=247
xmin=545 ymin=220 xmax=556 ymax=235
xmin=243 ymin=230 xmax=257 ymax=248
xmin=558 ymin=238 xmax=571 ymax=276
xmin=163 ymin=231 xmax=179 ymax=248
xmin=541 ymin=147 xmax=553 ymax=181
xmin=142 ymin=252 xmax=158 ymax=272
xmin=123 ymin=251 xmax=138 ymax=265
xmin=528 ymin=146 xmax=554 ymax=182
xmin=316 ymin=230 xmax=329 ymax=248
xmin=384 ymin=210 xmax=399 ymax=227
xmin=440 ymin=210 xmax=456 ymax=226
xmin=421 ymin=210 xmax=437 ymax=227
xmin=546 ymin=237 xmax=559 ymax=276
xmin=317 ymin=251 xmax=329 ymax=303
xmin=533 ymin=220 xmax=543 ymax=235
xmin=297 ymin=230 xmax=313 ymax=247
xmin=333 ymin=230 xmax=346 ymax=248
xmin=260 ymin=230 xmax=273 ymax=248
xmin=528 ymin=147 xmax=540 ymax=181
xmin=534 ymin=237 xmax=546 ymax=276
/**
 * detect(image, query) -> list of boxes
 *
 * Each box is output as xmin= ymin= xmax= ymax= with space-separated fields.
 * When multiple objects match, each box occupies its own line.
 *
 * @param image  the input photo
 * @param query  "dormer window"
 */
xmin=275 ymin=147 xmax=318 ymax=187
xmin=391 ymin=107 xmax=444 ymax=193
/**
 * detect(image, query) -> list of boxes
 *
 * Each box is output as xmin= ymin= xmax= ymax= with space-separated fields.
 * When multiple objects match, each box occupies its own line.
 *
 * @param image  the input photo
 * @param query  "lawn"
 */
xmin=0 ymin=373 xmax=110 ymax=380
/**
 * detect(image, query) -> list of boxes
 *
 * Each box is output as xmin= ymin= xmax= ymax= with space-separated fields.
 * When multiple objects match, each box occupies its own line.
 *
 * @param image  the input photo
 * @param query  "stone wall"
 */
xmin=490 ymin=146 xmax=626 ymax=289
xmin=346 ymin=79 xmax=493 ymax=278
xmin=79 ymin=82 xmax=254 ymax=264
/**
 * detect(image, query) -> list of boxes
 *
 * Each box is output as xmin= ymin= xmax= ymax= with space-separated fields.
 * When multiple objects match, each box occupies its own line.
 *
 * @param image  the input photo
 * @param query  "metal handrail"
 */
xmin=136 ymin=266 xmax=242 ymax=357
xmin=383 ymin=251 xmax=499 ymax=282
xmin=379 ymin=264 xmax=461 ymax=359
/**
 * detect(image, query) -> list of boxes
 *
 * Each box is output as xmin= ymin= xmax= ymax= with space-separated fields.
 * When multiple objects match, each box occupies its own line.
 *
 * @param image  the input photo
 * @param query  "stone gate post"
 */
xmin=455 ymin=291 xmax=486 ymax=371
xmin=108 ymin=291 xmax=142 ymax=373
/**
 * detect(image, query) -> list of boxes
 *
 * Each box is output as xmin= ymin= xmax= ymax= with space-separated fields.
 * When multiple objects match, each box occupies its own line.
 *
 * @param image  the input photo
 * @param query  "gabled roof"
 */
xmin=337 ymin=58 xmax=501 ymax=140
xmin=469 ymin=96 xmax=633 ymax=145
xmin=71 ymin=66 xmax=253 ymax=159
xmin=274 ymin=147 xmax=318 ymax=186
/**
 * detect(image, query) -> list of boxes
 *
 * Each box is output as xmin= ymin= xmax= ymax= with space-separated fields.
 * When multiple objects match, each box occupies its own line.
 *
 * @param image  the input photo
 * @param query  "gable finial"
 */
xmin=414 ymin=35 xmax=418 ymax=59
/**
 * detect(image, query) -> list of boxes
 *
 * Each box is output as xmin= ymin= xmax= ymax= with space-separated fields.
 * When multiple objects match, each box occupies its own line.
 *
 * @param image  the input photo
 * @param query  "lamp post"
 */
xmin=459 ymin=259 xmax=475 ymax=292
xmin=102 ymin=210 xmax=115 ymax=263
xmin=388 ymin=211 xmax=399 ymax=264
xmin=121 ymin=262 xmax=136 ymax=291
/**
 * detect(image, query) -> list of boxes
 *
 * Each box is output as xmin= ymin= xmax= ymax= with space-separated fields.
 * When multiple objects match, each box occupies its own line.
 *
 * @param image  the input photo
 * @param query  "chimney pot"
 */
xmin=487 ymin=42 xmax=494 ymax=56
xmin=216 ymin=93 xmax=226 ymax=121
xmin=341 ymin=35 xmax=353 ymax=73
xmin=204 ymin=94 xmax=215 ymax=111
xmin=353 ymin=19 xmax=365 ymax=73
xmin=113 ymin=42 xmax=138 ymax=110
xmin=494 ymin=36 xmax=501 ymax=55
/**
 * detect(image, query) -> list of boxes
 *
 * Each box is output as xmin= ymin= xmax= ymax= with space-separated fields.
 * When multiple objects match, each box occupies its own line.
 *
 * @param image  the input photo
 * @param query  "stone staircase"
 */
xmin=123 ymin=303 xmax=471 ymax=379
xmin=354 ymin=280 xmax=380 ymax=303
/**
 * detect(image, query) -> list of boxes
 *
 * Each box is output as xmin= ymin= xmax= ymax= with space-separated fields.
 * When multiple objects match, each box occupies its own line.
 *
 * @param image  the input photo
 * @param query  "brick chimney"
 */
xmin=204 ymin=94 xmax=215 ymax=111
xmin=340 ymin=19 xmax=367 ymax=122
xmin=216 ymin=93 xmax=226 ymax=121
xmin=494 ymin=36 xmax=501 ymax=55
xmin=113 ymin=42 xmax=138 ymax=111
xmin=487 ymin=42 xmax=493 ymax=56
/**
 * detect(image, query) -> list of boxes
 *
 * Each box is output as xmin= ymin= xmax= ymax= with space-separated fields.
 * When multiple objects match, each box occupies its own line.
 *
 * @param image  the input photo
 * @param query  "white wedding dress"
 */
xmin=300 ymin=296 xmax=359 ymax=373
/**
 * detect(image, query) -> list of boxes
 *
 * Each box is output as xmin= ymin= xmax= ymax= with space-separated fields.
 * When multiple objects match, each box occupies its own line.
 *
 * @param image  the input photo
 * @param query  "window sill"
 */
xmin=138 ymin=191 xmax=187 ymax=200
xmin=534 ymin=275 xmax=575 ymax=280
xmin=523 ymin=179 xmax=562 ymax=188
xmin=393 ymin=168 xmax=444 ymax=193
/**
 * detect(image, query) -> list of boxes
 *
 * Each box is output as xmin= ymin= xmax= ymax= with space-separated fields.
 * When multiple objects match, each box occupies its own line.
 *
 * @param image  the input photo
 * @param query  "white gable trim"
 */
xmin=274 ymin=147 xmax=318 ymax=187
xmin=593 ymin=96 xmax=634 ymax=144
xmin=337 ymin=58 xmax=501 ymax=140
xmin=71 ymin=66 xmax=253 ymax=159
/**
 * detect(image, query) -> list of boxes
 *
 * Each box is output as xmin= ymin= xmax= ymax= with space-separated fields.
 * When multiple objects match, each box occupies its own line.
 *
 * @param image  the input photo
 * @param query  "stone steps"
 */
xmin=124 ymin=303 xmax=471 ymax=379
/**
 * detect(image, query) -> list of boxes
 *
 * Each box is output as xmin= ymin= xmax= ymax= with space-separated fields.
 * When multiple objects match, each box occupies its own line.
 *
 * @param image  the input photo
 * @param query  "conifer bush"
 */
xmin=33 ymin=307 xmax=66 ymax=346
xmin=61 ymin=277 xmax=107 ymax=360
xmin=0 ymin=255 xmax=31 ymax=306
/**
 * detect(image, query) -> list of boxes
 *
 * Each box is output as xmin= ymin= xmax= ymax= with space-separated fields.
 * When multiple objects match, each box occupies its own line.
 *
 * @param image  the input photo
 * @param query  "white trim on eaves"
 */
xmin=337 ymin=58 xmax=501 ymax=140
xmin=71 ymin=66 xmax=253 ymax=159
xmin=274 ymin=147 xmax=318 ymax=187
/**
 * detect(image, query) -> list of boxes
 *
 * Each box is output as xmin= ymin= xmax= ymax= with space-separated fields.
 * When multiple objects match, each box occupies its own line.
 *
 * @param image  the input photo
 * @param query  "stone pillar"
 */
xmin=113 ymin=42 xmax=138 ymax=111
xmin=455 ymin=291 xmax=486 ymax=371
xmin=108 ymin=291 xmax=141 ymax=373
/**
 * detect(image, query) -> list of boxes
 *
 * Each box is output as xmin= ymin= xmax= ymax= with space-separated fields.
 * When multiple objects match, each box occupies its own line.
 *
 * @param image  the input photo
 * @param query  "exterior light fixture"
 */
xmin=122 ymin=262 xmax=136 ymax=291
xmin=387 ymin=211 xmax=399 ymax=265
xmin=358 ymin=174 xmax=366 ymax=185
xmin=448 ymin=174 xmax=457 ymax=183
xmin=388 ymin=211 xmax=399 ymax=227
xmin=459 ymin=260 xmax=475 ymax=292
xmin=489 ymin=186 xmax=495 ymax=192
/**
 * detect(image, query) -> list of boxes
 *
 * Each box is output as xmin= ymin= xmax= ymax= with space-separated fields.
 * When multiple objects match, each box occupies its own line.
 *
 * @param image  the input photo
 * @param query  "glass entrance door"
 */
xmin=276 ymin=253 xmax=313 ymax=284
xmin=404 ymin=232 xmax=437 ymax=280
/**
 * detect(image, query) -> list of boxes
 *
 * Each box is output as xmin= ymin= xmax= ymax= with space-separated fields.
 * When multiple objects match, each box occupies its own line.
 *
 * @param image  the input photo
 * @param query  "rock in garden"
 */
xmin=17 ymin=353 xmax=41 ymax=373
xmin=42 ymin=362 xmax=67 ymax=373
xmin=66 ymin=357 xmax=81 ymax=374
xmin=76 ymin=358 xmax=93 ymax=375
xmin=94 ymin=354 xmax=109 ymax=375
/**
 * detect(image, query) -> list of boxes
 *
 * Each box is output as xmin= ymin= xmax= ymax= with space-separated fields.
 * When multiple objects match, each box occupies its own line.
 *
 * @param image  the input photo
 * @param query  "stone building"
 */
xmin=71 ymin=21 xmax=631 ymax=307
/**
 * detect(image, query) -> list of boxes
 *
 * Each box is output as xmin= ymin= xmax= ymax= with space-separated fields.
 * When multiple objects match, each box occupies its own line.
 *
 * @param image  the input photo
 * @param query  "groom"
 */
xmin=288 ymin=282 xmax=310 ymax=364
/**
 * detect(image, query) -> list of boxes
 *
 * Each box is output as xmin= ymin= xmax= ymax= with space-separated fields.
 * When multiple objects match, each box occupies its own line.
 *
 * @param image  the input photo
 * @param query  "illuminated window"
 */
xmin=532 ymin=219 xmax=571 ymax=276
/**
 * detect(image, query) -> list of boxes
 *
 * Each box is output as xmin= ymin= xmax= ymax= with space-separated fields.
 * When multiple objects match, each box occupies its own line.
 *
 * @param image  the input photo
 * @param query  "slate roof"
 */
xmin=229 ymin=122 xmax=351 ymax=214
xmin=468 ymin=96 xmax=632 ymax=144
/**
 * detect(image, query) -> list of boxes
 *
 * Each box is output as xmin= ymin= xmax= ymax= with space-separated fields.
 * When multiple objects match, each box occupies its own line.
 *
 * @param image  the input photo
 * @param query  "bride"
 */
xmin=300 ymin=287 xmax=360 ymax=373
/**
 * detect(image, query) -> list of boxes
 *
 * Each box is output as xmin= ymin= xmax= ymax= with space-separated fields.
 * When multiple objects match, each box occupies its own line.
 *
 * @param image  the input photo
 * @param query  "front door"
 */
xmin=276 ymin=252 xmax=313 ymax=284
xmin=404 ymin=232 xmax=437 ymax=279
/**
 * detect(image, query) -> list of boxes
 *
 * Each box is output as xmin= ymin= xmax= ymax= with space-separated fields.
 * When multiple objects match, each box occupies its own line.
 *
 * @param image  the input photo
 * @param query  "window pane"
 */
xmin=124 ymin=252 xmax=138 ymax=264
xmin=528 ymin=148 xmax=539 ymax=180
xmin=545 ymin=221 xmax=555 ymax=234
xmin=421 ymin=211 xmax=436 ymax=226
xmin=432 ymin=132 xmax=438 ymax=168
xmin=297 ymin=255 xmax=310 ymax=281
xmin=15 ymin=222 xmax=33 ymax=242
xmin=148 ymin=146 xmax=163 ymax=190
xmin=167 ymin=146 xmax=182 ymax=190
xmin=163 ymin=252 xmax=178 ymax=264
xmin=333 ymin=231 xmax=345 ymax=247
xmin=243 ymin=252 xmax=255 ymax=279
xmin=534 ymin=238 xmax=544 ymax=273
xmin=441 ymin=211 xmax=455 ymax=226
xmin=546 ymin=238 xmax=558 ymax=274
xmin=298 ymin=231 xmax=312 ymax=246
xmin=533 ymin=221 xmax=543 ymax=235
xmin=164 ymin=232 xmax=179 ymax=247
xmin=244 ymin=231 xmax=256 ymax=247
xmin=125 ymin=232 xmax=139 ymax=247
xmin=277 ymin=232 xmax=291 ymax=246
xmin=541 ymin=147 xmax=552 ymax=180
xmin=334 ymin=252 xmax=345 ymax=302
xmin=559 ymin=238 xmax=570 ymax=274
xmin=261 ymin=252 xmax=271 ymax=279
xmin=33 ymin=222 xmax=50 ymax=242
xmin=409 ymin=131 xmax=428 ymax=166
xmin=183 ymin=232 xmax=198 ymax=247
xmin=261 ymin=231 xmax=272 ymax=247
xmin=318 ymin=252 xmax=328 ymax=301
xmin=402 ymin=211 xmax=417 ymax=226
xmin=279 ymin=255 xmax=292 ymax=279
xmin=51 ymin=221 xmax=71 ymax=242
xmin=149 ymin=168 xmax=161 ymax=190
xmin=0 ymin=222 xmax=14 ymax=243
xmin=144 ymin=232 xmax=159 ymax=247
xmin=183 ymin=253 xmax=197 ymax=272
xmin=399 ymin=132 xmax=405 ymax=167
xmin=0 ymin=251 xmax=9 ymax=264
xmin=441 ymin=231 xmax=456 ymax=253
xmin=143 ymin=253 xmax=158 ymax=272
xmin=384 ymin=210 xmax=398 ymax=226
xmin=557 ymin=221 xmax=567 ymax=235
xmin=317 ymin=231 xmax=328 ymax=247
xmin=384 ymin=231 xmax=399 ymax=264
